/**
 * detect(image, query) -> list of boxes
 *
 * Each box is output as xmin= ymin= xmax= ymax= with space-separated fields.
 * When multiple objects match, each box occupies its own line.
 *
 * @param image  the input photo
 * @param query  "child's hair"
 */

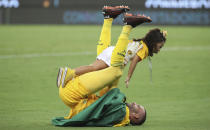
xmin=133 ymin=28 xmax=166 ymax=56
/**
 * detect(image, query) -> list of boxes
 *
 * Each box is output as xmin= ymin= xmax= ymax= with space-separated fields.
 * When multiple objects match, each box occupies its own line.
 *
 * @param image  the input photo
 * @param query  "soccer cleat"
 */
xmin=57 ymin=67 xmax=64 ymax=88
xmin=102 ymin=5 xmax=130 ymax=19
xmin=61 ymin=67 xmax=75 ymax=88
xmin=123 ymin=13 xmax=152 ymax=28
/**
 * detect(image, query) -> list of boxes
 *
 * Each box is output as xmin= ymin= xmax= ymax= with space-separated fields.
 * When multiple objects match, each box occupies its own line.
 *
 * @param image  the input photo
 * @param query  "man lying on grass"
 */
xmin=52 ymin=6 xmax=151 ymax=127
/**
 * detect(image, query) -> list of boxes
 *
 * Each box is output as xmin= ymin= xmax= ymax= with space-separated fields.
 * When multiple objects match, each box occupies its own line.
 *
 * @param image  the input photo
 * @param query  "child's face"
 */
xmin=153 ymin=42 xmax=165 ymax=54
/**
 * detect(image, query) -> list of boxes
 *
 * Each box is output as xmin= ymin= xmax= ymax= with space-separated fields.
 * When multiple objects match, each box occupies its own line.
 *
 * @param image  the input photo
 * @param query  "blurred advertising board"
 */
xmin=0 ymin=0 xmax=209 ymax=25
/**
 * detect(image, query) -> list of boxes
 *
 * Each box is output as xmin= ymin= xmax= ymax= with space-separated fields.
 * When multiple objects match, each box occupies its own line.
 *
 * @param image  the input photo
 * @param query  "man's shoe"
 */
xmin=61 ymin=67 xmax=75 ymax=88
xmin=123 ymin=13 xmax=152 ymax=28
xmin=102 ymin=5 xmax=130 ymax=19
xmin=57 ymin=67 xmax=64 ymax=88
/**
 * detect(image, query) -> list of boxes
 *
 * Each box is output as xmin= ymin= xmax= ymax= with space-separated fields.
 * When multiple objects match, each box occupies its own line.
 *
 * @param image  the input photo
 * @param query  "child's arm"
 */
xmin=125 ymin=54 xmax=141 ymax=88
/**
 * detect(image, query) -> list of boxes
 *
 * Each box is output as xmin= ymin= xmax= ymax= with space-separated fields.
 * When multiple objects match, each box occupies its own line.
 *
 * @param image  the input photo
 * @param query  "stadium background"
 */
xmin=0 ymin=0 xmax=210 ymax=130
xmin=0 ymin=0 xmax=209 ymax=25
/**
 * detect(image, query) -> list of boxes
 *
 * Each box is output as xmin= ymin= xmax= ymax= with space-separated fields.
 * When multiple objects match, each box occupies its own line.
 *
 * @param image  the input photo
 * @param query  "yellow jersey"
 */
xmin=137 ymin=40 xmax=149 ymax=60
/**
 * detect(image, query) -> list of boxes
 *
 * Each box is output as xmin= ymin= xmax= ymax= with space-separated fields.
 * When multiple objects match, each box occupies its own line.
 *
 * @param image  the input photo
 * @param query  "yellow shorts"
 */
xmin=59 ymin=77 xmax=89 ymax=108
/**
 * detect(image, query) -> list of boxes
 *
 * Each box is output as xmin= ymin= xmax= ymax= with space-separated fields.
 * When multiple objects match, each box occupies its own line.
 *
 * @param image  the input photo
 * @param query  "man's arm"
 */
xmin=125 ymin=54 xmax=141 ymax=88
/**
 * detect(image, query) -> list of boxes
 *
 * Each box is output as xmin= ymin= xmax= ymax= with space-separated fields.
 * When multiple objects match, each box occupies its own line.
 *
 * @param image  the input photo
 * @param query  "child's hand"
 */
xmin=125 ymin=77 xmax=130 ymax=88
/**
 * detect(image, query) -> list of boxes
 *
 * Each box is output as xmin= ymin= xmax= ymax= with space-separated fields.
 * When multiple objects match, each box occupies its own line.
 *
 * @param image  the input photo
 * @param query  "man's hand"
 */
xmin=125 ymin=77 xmax=130 ymax=88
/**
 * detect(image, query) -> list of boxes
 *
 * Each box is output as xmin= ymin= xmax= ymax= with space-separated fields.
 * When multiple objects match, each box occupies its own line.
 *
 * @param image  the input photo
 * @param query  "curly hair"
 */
xmin=133 ymin=28 xmax=166 ymax=56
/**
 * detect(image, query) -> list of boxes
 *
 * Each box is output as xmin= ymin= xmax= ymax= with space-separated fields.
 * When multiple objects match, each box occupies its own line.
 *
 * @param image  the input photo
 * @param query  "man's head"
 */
xmin=126 ymin=102 xmax=147 ymax=125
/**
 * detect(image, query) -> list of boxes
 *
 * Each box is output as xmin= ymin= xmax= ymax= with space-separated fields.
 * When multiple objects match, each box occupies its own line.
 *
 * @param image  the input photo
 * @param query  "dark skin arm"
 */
xmin=125 ymin=54 xmax=142 ymax=88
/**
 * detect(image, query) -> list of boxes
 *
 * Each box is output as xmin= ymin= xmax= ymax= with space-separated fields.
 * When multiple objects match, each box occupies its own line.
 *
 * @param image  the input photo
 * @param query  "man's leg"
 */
xmin=67 ymin=17 xmax=113 ymax=83
xmin=79 ymin=13 xmax=152 ymax=94
xmin=59 ymin=13 xmax=152 ymax=106
xmin=97 ymin=5 xmax=130 ymax=56
xmin=57 ymin=6 xmax=130 ymax=88
xmin=110 ymin=25 xmax=132 ymax=67
xmin=97 ymin=18 xmax=113 ymax=56
xmin=79 ymin=25 xmax=132 ymax=94
xmin=59 ymin=77 xmax=90 ymax=107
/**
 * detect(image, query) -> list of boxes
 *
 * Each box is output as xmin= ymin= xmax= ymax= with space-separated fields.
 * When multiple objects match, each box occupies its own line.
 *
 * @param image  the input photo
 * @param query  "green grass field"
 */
xmin=0 ymin=25 xmax=210 ymax=130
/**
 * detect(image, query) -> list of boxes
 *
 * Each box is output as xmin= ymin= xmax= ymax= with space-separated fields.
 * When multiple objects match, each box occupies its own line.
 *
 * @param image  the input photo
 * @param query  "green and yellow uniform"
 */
xmin=55 ymin=18 xmax=132 ymax=127
xmin=58 ymin=80 xmax=130 ymax=126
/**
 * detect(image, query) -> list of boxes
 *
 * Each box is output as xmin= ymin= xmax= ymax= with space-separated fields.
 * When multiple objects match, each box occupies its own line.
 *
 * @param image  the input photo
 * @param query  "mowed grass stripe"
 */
xmin=0 ymin=46 xmax=210 ymax=59
xmin=0 ymin=25 xmax=210 ymax=130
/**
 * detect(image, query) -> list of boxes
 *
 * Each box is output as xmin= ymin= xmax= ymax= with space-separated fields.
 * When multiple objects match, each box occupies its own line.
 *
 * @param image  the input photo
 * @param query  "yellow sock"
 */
xmin=111 ymin=25 xmax=132 ymax=67
xmin=66 ymin=68 xmax=75 ymax=80
xmin=62 ymin=67 xmax=76 ymax=87
xmin=104 ymin=18 xmax=113 ymax=27
xmin=97 ymin=18 xmax=113 ymax=56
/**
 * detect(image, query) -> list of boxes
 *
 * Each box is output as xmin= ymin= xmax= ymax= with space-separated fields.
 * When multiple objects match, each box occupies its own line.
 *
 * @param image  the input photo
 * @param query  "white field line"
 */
xmin=162 ymin=46 xmax=210 ymax=51
xmin=0 ymin=46 xmax=210 ymax=59
xmin=0 ymin=51 xmax=95 ymax=59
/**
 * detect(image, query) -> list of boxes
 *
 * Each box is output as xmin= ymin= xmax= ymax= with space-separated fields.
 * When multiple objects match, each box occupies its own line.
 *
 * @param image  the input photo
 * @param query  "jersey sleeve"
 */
xmin=137 ymin=45 xmax=148 ymax=60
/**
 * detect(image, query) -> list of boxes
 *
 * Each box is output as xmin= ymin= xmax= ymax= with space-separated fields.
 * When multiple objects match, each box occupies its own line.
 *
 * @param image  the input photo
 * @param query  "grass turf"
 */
xmin=0 ymin=25 xmax=210 ymax=130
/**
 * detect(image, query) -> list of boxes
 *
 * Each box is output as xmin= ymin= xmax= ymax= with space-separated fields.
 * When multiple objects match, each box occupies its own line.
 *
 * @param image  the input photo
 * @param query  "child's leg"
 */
xmin=74 ymin=60 xmax=108 ymax=76
xmin=60 ymin=60 xmax=108 ymax=87
xmin=97 ymin=18 xmax=113 ymax=56
xmin=79 ymin=25 xmax=132 ymax=94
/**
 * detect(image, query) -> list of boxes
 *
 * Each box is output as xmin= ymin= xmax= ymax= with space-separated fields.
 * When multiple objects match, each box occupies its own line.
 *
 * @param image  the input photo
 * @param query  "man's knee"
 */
xmin=59 ymin=80 xmax=87 ymax=107
xmin=110 ymin=66 xmax=123 ymax=78
xmin=115 ymin=68 xmax=123 ymax=78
